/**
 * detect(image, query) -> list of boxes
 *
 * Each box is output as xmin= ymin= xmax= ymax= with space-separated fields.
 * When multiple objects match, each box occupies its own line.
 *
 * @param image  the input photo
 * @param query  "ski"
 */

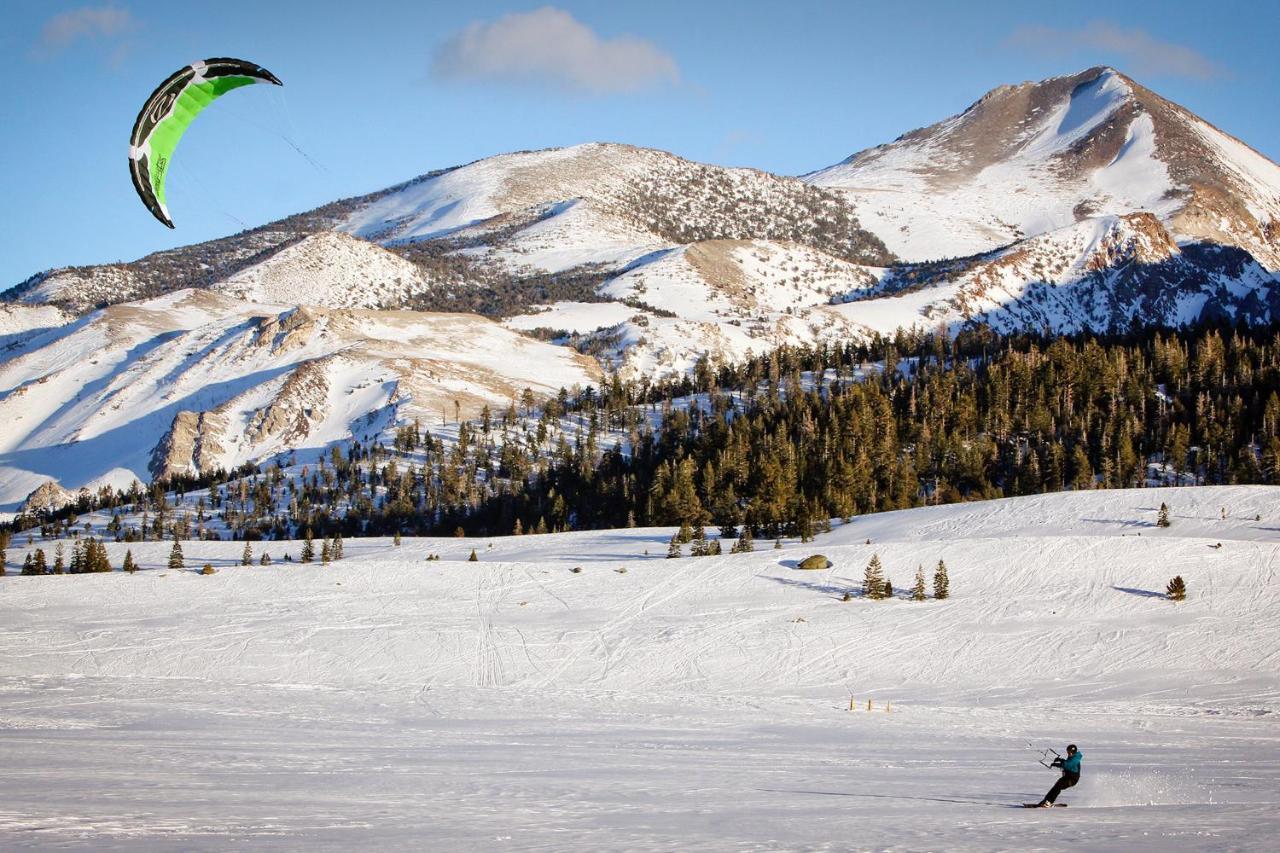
xmin=1022 ymin=803 xmax=1068 ymax=808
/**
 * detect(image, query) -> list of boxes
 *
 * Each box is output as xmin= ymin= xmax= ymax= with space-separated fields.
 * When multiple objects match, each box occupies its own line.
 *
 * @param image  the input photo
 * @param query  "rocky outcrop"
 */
xmin=19 ymin=481 xmax=77 ymax=515
xmin=150 ymin=410 xmax=228 ymax=480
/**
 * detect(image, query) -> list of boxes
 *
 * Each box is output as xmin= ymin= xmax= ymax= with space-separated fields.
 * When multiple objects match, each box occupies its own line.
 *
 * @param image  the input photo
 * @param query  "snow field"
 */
xmin=1 ymin=486 xmax=1277 ymax=849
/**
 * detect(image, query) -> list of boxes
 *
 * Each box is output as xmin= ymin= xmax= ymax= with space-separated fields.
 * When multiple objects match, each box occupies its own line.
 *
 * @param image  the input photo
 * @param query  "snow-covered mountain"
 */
xmin=2 ymin=67 xmax=1278 ymax=492
xmin=0 ymin=290 xmax=598 ymax=508
xmin=808 ymin=67 xmax=1280 ymax=269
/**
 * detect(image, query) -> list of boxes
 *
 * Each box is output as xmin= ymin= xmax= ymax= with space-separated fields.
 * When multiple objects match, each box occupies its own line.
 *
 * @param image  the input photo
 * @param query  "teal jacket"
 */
xmin=1058 ymin=751 xmax=1083 ymax=774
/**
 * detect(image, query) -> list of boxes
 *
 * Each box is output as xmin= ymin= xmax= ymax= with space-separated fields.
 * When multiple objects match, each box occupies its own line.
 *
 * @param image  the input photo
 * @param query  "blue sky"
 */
xmin=2 ymin=0 xmax=1277 ymax=286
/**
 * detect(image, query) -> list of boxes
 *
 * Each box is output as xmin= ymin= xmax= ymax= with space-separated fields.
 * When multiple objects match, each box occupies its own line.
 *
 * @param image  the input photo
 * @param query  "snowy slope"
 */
xmin=0 ymin=290 xmax=598 ymax=509
xmin=1 ymin=486 xmax=1277 ymax=848
xmin=809 ymin=67 xmax=1280 ymax=269
xmin=213 ymin=231 xmax=430 ymax=309
xmin=828 ymin=213 xmax=1280 ymax=334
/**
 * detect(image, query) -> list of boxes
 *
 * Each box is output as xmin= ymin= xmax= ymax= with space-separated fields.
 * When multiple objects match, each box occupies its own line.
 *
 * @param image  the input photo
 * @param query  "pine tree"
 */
xmin=883 ymin=578 xmax=893 ymax=598
xmin=333 ymin=534 xmax=344 ymax=561
xmin=1166 ymin=575 xmax=1186 ymax=601
xmin=260 ymin=552 xmax=272 ymax=565
xmin=468 ymin=549 xmax=478 ymax=562
xmin=123 ymin=550 xmax=137 ymax=573
xmin=677 ymin=521 xmax=693 ymax=544
xmin=735 ymin=527 xmax=754 ymax=553
xmin=667 ymin=533 xmax=682 ymax=558
xmin=911 ymin=565 xmax=926 ymax=601
xmin=168 ymin=540 xmax=184 ymax=570
xmin=200 ymin=563 xmax=216 ymax=575
xmin=1157 ymin=502 xmax=1171 ymax=528
xmin=933 ymin=559 xmax=949 ymax=600
xmin=513 ymin=518 xmax=523 ymax=536
xmin=301 ymin=529 xmax=315 ymax=563
xmin=53 ymin=543 xmax=65 ymax=575
xmin=863 ymin=554 xmax=885 ymax=599
xmin=242 ymin=541 xmax=253 ymax=566
xmin=321 ymin=539 xmax=331 ymax=565
xmin=21 ymin=553 xmax=35 ymax=576
xmin=393 ymin=531 xmax=402 ymax=547
xmin=33 ymin=548 xmax=48 ymax=575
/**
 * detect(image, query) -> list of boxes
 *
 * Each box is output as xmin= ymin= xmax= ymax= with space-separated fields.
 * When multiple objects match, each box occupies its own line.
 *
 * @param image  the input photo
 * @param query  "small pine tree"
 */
xmin=667 ymin=533 xmax=682 ymax=559
xmin=260 ymin=552 xmax=272 ymax=565
xmin=168 ymin=540 xmax=184 ymax=570
xmin=123 ymin=550 xmax=137 ymax=573
xmin=1166 ymin=575 xmax=1186 ymax=601
xmin=393 ymin=531 xmax=402 ymax=547
xmin=933 ymin=559 xmax=949 ymax=600
xmin=863 ymin=554 xmax=885 ymax=599
xmin=200 ymin=563 xmax=216 ymax=575
xmin=333 ymin=534 xmax=343 ymax=561
xmin=53 ymin=543 xmax=65 ymax=575
xmin=301 ymin=530 xmax=315 ymax=564
xmin=736 ymin=527 xmax=754 ymax=553
xmin=468 ymin=549 xmax=478 ymax=562
xmin=454 ymin=526 xmax=465 ymax=538
xmin=321 ymin=539 xmax=331 ymax=565
xmin=20 ymin=553 xmax=35 ymax=575
xmin=677 ymin=521 xmax=693 ymax=544
xmin=1157 ymin=502 xmax=1171 ymax=528
xmin=513 ymin=518 xmax=523 ymax=536
xmin=911 ymin=565 xmax=926 ymax=601
xmin=33 ymin=548 xmax=48 ymax=575
xmin=242 ymin=542 xmax=253 ymax=566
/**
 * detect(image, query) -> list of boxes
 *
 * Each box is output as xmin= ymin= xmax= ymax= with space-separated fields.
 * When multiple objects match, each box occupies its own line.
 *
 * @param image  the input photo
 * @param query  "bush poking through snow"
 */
xmin=1157 ymin=503 xmax=1171 ymax=528
xmin=200 ymin=564 xmax=216 ymax=575
xmin=1166 ymin=575 xmax=1187 ymax=601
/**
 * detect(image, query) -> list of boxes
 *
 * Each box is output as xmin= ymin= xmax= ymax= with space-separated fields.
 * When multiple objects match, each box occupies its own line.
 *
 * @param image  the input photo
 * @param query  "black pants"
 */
xmin=1043 ymin=771 xmax=1079 ymax=804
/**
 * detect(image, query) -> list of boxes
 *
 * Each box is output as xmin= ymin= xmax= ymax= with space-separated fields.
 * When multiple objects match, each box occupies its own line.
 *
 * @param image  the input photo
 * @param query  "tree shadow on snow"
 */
xmin=1112 ymin=586 xmax=1166 ymax=599
xmin=765 ymin=575 xmax=855 ymax=600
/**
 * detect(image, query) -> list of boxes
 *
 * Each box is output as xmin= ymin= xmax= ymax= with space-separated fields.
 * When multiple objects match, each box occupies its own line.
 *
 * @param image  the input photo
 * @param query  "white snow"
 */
xmin=1 ymin=485 xmax=1277 ymax=849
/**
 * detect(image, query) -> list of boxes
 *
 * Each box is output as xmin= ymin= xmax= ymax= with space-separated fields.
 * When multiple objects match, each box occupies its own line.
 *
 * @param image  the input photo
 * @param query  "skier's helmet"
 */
xmin=1066 ymin=744 xmax=1078 ymax=754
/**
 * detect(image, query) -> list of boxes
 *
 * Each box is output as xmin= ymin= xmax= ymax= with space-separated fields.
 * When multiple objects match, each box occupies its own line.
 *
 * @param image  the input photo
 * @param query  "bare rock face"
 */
xmin=246 ymin=359 xmax=331 ymax=446
xmin=150 ymin=411 xmax=229 ymax=480
xmin=19 ymin=481 xmax=77 ymax=515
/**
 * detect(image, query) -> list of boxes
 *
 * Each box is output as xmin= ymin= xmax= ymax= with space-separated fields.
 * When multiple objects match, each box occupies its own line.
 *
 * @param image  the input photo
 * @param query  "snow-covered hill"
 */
xmin=2 ymin=486 xmax=1277 ymax=848
xmin=808 ymin=67 xmax=1280 ymax=269
xmin=0 ymin=290 xmax=598 ymax=508
xmin=212 ymin=231 xmax=432 ymax=309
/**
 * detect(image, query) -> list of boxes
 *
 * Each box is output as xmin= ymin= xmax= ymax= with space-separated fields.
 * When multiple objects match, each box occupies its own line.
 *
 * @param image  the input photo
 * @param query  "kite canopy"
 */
xmin=129 ymin=58 xmax=282 ymax=228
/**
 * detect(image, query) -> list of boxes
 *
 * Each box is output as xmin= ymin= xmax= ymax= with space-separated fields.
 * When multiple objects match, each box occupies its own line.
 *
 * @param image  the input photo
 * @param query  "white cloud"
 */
xmin=37 ymin=5 xmax=134 ymax=54
xmin=431 ymin=6 xmax=679 ymax=94
xmin=1006 ymin=21 xmax=1223 ymax=81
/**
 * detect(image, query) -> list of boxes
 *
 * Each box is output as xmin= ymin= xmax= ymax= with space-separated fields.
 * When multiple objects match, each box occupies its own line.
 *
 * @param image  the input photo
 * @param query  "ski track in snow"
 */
xmin=1 ymin=485 xmax=1278 ymax=850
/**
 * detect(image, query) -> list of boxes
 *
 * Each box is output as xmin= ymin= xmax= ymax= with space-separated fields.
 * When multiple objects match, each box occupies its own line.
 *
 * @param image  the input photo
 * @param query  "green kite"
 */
xmin=129 ymin=58 xmax=282 ymax=228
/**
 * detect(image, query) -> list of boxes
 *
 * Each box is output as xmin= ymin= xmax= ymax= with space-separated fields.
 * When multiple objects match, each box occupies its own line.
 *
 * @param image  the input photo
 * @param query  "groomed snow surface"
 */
xmin=2 ymin=486 xmax=1278 ymax=850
